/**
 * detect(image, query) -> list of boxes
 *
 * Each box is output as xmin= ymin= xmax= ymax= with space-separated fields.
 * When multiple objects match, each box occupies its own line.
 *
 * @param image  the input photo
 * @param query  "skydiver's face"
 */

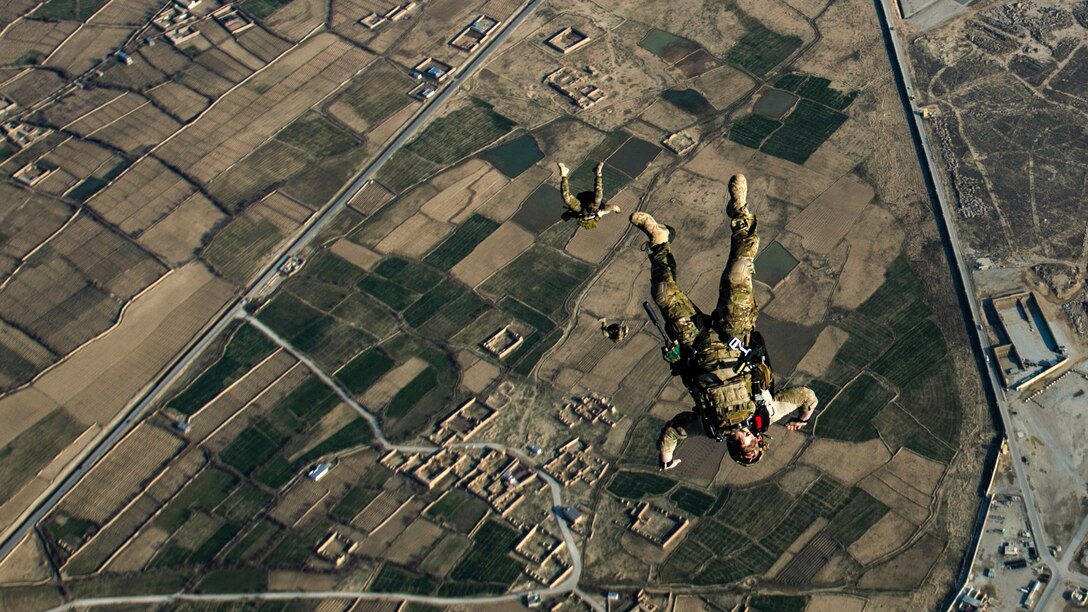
xmin=729 ymin=429 xmax=761 ymax=462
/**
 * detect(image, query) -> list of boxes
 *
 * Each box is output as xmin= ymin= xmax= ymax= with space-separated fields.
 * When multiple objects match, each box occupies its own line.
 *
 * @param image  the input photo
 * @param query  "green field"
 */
xmin=423 ymin=214 xmax=501 ymax=270
xmin=857 ymin=256 xmax=932 ymax=336
xmin=499 ymin=297 xmax=556 ymax=333
xmin=0 ymin=409 xmax=84 ymax=500
xmin=373 ymin=149 xmax=441 ymax=194
xmin=775 ymin=74 xmax=857 ymax=111
xmin=169 ymin=324 xmax=278 ymax=416
xmin=716 ymin=482 xmax=793 ymax=534
xmin=206 ymin=141 xmax=307 ymax=212
xmin=426 ymin=488 xmax=471 ymax=521
xmin=817 ymin=373 xmax=895 ymax=441
xmin=278 ymin=377 xmax=339 ymax=426
xmin=222 ymin=521 xmax=279 ymax=564
xmin=749 ymin=595 xmax=809 ymax=612
xmin=357 ymin=275 xmax=419 ymax=311
xmin=301 ymin=251 xmax=367 ymax=286
xmin=331 ymin=292 xmax=400 ymax=339
xmin=284 ymin=278 xmax=352 ymax=312
xmin=899 ymin=367 xmax=962 ymax=446
xmin=660 ymin=538 xmax=712 ymax=582
xmin=336 ymin=348 xmax=396 ymax=395
xmin=34 ymin=0 xmax=108 ymax=20
xmin=193 ymin=568 xmax=267 ymax=593
xmin=293 ymin=419 xmax=374 ymax=468
xmin=219 ymin=420 xmax=285 ymax=476
xmin=906 ymin=428 xmax=956 ymax=462
xmin=830 ymin=313 xmax=893 ymax=378
xmin=761 ymin=501 xmax=819 ymax=556
xmin=403 ymin=279 xmax=481 ymax=328
xmin=405 ymin=99 xmax=515 ymax=166
xmin=216 ymin=483 xmax=272 ymax=523
xmin=417 ymin=292 xmax=491 ymax=341
xmin=385 ymin=367 xmax=437 ymax=418
xmin=725 ymin=21 xmax=801 ymax=76
xmin=760 ymin=100 xmax=848 ymax=164
xmin=873 ymin=402 xmax=920 ymax=451
xmin=606 ymin=470 xmax=675 ymax=499
xmin=822 ymin=490 xmax=889 ymax=547
xmin=621 ymin=416 xmax=667 ymax=467
xmin=449 ymin=521 xmax=522 ymax=586
xmin=290 ymin=316 xmax=375 ymax=370
xmin=375 ymin=256 xmax=445 ymax=292
xmin=258 ymin=291 xmax=329 ymax=339
xmin=276 ymin=111 xmax=360 ymax=158
xmin=241 ymin=0 xmax=292 ymax=18
xmin=729 ymin=114 xmax=783 ymax=149
xmin=335 ymin=60 xmax=415 ymax=126
xmin=371 ymin=565 xmax=436 ymax=595
xmin=870 ymin=320 xmax=947 ymax=388
xmin=669 ymin=487 xmax=716 ymax=516
xmin=479 ymin=245 xmax=593 ymax=318
xmin=154 ymin=468 xmax=237 ymax=532
xmin=332 ymin=487 xmax=379 ymax=522
xmin=203 ymin=217 xmax=283 ymax=283
xmin=688 ymin=518 xmax=752 ymax=558
xmin=511 ymin=328 xmax=562 ymax=376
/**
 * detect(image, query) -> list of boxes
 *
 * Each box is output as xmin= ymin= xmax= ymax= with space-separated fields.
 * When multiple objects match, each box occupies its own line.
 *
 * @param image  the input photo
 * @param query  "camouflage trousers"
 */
xmin=647 ymin=211 xmax=760 ymax=348
xmin=658 ymin=386 xmax=818 ymax=456
xmin=560 ymin=172 xmax=604 ymax=229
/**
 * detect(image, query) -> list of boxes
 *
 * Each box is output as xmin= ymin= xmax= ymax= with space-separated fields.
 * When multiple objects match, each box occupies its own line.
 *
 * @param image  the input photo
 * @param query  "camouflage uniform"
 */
xmin=649 ymin=208 xmax=817 ymax=458
xmin=560 ymin=167 xmax=605 ymax=229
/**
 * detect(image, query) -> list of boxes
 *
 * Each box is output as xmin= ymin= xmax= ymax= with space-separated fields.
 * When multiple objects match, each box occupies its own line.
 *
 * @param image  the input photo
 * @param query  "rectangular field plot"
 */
xmin=669 ymin=487 xmax=715 ymax=516
xmin=816 ymin=373 xmax=894 ymax=442
xmin=219 ymin=420 xmax=286 ymax=475
xmin=405 ymin=99 xmax=515 ymax=166
xmin=660 ymin=538 xmax=713 ymax=582
xmin=822 ymin=490 xmax=889 ymax=547
xmin=857 ymin=256 xmax=931 ymax=333
xmin=479 ymin=245 xmax=593 ymax=319
xmin=897 ymin=367 xmax=961 ymax=446
xmin=385 ymin=367 xmax=437 ymax=418
xmin=716 ymin=483 xmax=794 ymax=534
xmin=606 ymin=470 xmax=676 ymax=500
xmin=869 ymin=320 xmax=947 ymax=389
xmin=423 ymin=214 xmax=501 ymax=271
xmin=168 ymin=323 xmax=277 ymax=415
xmin=449 ymin=520 xmax=523 ymax=587
xmin=202 ymin=216 xmax=283 ymax=284
xmin=729 ymin=114 xmax=782 ymax=148
xmin=153 ymin=468 xmax=237 ymax=532
xmin=374 ymin=256 xmax=444 ymax=293
xmin=371 ymin=564 xmax=436 ymax=595
xmin=760 ymin=100 xmax=847 ymax=165
xmin=725 ymin=21 xmax=801 ymax=76
xmin=775 ymin=74 xmax=857 ymax=111
xmin=0 ymin=409 xmax=84 ymax=501
xmin=329 ymin=60 xmax=414 ymax=129
xmin=479 ymin=134 xmax=545 ymax=179
xmin=335 ymin=348 xmax=395 ymax=395
xmin=620 ymin=416 xmax=667 ymax=468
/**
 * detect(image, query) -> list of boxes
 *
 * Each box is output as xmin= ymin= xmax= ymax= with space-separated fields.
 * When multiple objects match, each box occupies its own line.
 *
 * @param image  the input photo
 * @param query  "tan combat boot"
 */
xmin=727 ymin=174 xmax=749 ymax=219
xmin=630 ymin=212 xmax=669 ymax=245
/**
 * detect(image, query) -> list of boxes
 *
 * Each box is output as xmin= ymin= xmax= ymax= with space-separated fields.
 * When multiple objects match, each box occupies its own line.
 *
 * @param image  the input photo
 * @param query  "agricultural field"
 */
xmin=0 ymin=0 xmax=984 ymax=608
xmin=377 ymin=99 xmax=515 ymax=194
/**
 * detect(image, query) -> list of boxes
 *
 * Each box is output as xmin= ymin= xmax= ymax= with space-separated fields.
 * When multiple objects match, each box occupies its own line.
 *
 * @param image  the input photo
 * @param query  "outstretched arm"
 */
xmin=771 ymin=386 xmax=818 ymax=431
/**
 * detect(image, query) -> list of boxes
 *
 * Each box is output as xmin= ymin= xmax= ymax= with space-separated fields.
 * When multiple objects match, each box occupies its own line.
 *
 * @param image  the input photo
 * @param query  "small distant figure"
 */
xmin=599 ymin=318 xmax=628 ymax=343
xmin=558 ymin=161 xmax=620 ymax=229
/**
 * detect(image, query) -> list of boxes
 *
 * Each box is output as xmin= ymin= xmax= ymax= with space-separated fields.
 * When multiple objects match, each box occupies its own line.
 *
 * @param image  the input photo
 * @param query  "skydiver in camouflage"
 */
xmin=558 ymin=161 xmax=621 ymax=229
xmin=630 ymin=174 xmax=818 ymax=468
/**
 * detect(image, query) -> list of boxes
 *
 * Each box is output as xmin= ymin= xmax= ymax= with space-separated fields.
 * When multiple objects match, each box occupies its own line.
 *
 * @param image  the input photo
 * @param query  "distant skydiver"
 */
xmin=558 ymin=161 xmax=621 ymax=229
xmin=630 ymin=174 xmax=818 ymax=469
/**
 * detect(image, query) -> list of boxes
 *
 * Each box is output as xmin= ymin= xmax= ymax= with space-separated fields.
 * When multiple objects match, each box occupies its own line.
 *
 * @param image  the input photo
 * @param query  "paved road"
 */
xmin=0 ymin=0 xmax=538 ymax=566
xmin=871 ymin=0 xmax=1065 ymax=607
